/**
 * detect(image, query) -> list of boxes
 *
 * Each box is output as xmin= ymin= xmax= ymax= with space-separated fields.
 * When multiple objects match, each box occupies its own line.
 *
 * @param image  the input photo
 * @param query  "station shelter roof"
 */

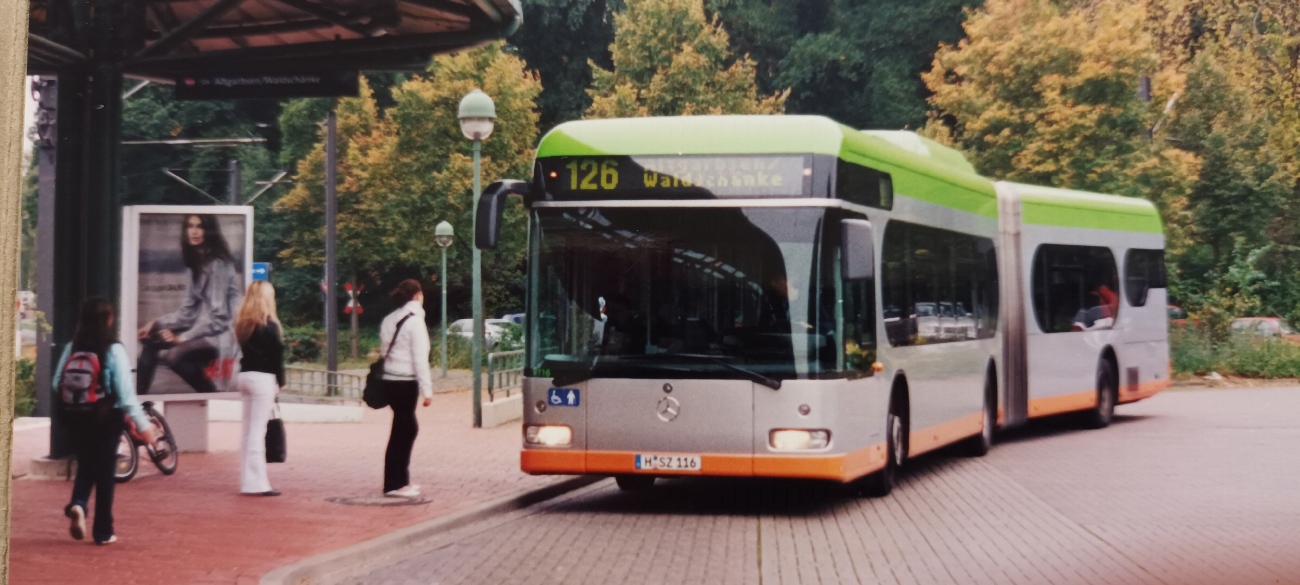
xmin=28 ymin=0 xmax=522 ymax=77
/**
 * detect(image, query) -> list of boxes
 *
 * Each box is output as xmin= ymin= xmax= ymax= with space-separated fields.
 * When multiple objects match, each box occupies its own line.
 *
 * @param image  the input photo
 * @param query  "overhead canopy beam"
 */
xmin=400 ymin=0 xmax=478 ymax=20
xmin=133 ymin=0 xmax=247 ymax=61
xmin=267 ymin=0 xmax=377 ymax=38
xmin=128 ymin=28 xmax=495 ymax=76
xmin=27 ymin=34 xmax=87 ymax=68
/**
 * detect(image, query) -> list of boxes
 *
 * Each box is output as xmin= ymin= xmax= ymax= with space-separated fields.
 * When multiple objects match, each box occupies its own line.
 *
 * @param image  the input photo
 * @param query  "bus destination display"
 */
xmin=540 ymin=155 xmax=810 ymax=199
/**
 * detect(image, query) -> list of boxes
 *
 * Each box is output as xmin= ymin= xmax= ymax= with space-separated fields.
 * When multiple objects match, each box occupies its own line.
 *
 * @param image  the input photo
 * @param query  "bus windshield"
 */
xmin=528 ymin=207 xmax=868 ymax=382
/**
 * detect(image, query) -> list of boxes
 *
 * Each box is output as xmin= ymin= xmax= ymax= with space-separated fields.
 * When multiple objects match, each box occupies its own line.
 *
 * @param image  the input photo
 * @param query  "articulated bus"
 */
xmin=474 ymin=115 xmax=1170 ymax=495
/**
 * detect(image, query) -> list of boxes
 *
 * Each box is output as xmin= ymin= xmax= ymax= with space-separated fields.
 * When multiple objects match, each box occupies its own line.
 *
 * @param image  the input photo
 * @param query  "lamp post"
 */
xmin=434 ymin=220 xmax=454 ymax=378
xmin=459 ymin=88 xmax=495 ymax=428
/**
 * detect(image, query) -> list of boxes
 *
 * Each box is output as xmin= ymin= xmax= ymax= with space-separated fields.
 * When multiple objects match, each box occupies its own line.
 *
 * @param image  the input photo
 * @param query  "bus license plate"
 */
xmin=635 ymin=454 xmax=701 ymax=471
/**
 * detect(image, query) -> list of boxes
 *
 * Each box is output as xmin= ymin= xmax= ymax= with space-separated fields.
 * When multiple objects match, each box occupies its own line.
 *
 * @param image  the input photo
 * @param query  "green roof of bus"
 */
xmin=1011 ymin=183 xmax=1163 ymax=234
xmin=536 ymin=115 xmax=999 ymax=217
xmin=535 ymin=116 xmax=1163 ymax=232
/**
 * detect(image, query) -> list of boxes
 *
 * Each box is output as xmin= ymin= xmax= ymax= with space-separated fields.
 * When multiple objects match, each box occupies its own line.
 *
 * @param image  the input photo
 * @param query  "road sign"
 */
xmin=547 ymin=388 xmax=580 ymax=407
xmin=176 ymin=72 xmax=360 ymax=100
xmin=251 ymin=262 xmax=270 ymax=281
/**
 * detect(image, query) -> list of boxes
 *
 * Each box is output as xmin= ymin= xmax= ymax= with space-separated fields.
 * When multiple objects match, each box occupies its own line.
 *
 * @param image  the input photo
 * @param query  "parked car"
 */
xmin=1167 ymin=305 xmax=1188 ymax=323
xmin=499 ymin=312 xmax=526 ymax=325
xmin=1231 ymin=317 xmax=1300 ymax=343
xmin=447 ymin=318 xmax=504 ymax=349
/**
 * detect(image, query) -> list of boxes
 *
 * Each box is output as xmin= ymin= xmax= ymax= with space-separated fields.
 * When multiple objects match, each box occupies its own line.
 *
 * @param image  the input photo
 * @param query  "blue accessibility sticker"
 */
xmin=547 ymin=387 xmax=580 ymax=407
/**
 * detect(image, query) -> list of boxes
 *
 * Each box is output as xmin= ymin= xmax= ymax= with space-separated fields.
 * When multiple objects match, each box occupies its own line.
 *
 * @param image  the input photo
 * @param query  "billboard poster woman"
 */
xmin=121 ymin=207 xmax=252 ymax=395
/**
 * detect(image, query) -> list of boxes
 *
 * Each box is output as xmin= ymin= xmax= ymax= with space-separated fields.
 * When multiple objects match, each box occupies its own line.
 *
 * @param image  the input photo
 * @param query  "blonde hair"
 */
xmin=235 ymin=281 xmax=281 ymax=344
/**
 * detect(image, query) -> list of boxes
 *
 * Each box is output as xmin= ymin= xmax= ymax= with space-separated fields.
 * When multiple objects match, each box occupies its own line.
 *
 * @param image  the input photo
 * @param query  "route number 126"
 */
xmin=566 ymin=159 xmax=619 ymax=191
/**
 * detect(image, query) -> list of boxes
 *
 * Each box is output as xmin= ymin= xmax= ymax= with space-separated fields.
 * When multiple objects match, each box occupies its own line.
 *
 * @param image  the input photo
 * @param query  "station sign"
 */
xmin=175 ymin=71 xmax=359 ymax=100
xmin=251 ymin=262 xmax=270 ymax=281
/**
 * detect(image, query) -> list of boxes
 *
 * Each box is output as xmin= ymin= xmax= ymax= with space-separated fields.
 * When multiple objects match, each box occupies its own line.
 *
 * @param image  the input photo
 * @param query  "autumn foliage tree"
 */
xmin=278 ymin=43 xmax=541 ymax=326
xmin=586 ymin=0 xmax=787 ymax=117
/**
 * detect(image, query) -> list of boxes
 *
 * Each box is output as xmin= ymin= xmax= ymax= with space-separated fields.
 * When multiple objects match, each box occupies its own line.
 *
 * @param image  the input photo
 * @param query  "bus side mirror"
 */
xmin=475 ymin=180 xmax=532 ymax=250
xmin=841 ymin=219 xmax=874 ymax=280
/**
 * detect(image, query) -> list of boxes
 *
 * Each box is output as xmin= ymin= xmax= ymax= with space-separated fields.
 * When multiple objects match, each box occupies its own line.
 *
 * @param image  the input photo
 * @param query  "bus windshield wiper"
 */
xmin=616 ymin=353 xmax=782 ymax=390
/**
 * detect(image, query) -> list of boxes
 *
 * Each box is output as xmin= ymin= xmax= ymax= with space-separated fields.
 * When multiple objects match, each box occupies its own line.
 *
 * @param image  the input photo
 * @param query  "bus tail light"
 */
xmin=770 ymin=429 xmax=830 ymax=450
xmin=525 ymin=425 xmax=572 ymax=447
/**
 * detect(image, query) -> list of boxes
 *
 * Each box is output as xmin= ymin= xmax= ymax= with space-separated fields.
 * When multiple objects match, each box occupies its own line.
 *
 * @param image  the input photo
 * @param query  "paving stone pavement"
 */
xmin=348 ymin=387 xmax=1300 ymax=585
xmin=9 ymin=390 xmax=556 ymax=585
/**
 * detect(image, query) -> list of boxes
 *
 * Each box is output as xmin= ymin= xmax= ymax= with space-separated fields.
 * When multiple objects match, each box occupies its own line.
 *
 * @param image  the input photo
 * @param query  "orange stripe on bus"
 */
xmin=908 ymin=412 xmax=983 ymax=457
xmin=1119 ymin=379 xmax=1169 ymax=404
xmin=521 ymin=449 xmax=585 ymax=474
xmin=521 ymin=443 xmax=889 ymax=483
xmin=1027 ymin=390 xmax=1097 ymax=418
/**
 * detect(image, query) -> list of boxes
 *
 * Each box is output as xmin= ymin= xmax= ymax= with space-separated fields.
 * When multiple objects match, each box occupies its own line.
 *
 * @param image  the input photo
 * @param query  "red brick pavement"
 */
xmin=9 ymin=391 xmax=550 ymax=585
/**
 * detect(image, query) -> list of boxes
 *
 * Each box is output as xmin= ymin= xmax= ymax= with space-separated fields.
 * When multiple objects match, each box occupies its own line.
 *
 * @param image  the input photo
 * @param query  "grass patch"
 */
xmin=1171 ymin=325 xmax=1300 ymax=378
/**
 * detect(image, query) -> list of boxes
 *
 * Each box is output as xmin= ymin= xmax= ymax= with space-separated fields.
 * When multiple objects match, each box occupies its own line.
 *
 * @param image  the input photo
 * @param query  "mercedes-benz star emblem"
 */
xmin=656 ymin=396 xmax=681 ymax=422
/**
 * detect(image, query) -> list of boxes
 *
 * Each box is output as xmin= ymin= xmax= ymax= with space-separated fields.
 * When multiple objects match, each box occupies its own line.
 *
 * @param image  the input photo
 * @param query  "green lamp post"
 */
xmin=434 ymin=220 xmax=454 ymax=378
xmin=459 ymin=88 xmax=495 ymax=428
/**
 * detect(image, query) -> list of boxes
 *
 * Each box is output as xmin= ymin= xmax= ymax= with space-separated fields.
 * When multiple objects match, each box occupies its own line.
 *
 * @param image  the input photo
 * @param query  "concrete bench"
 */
xmin=144 ymin=392 xmax=239 ymax=452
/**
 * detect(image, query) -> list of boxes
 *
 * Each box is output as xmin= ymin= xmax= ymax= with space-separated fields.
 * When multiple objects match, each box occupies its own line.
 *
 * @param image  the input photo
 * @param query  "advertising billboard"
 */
xmin=120 ymin=206 xmax=254 ymax=395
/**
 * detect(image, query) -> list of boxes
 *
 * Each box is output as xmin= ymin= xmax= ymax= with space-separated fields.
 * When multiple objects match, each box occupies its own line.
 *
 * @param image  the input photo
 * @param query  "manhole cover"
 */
xmin=327 ymin=495 xmax=432 ymax=506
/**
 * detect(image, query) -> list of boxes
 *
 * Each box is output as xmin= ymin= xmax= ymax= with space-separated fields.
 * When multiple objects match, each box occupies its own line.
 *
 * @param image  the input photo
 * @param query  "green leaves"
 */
xmin=587 ymin=0 xmax=787 ymax=118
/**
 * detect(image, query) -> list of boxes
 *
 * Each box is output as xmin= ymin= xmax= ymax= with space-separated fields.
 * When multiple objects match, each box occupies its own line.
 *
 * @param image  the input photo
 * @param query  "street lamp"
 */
xmin=459 ymin=88 xmax=495 ymax=428
xmin=435 ymin=221 xmax=454 ymax=378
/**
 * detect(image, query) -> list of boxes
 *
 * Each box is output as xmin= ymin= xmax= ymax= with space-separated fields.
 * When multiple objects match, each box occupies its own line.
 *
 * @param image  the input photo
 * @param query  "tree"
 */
xmin=277 ymin=43 xmax=542 ymax=327
xmin=587 ymin=0 xmax=786 ymax=117
xmin=711 ymin=0 xmax=979 ymax=130
xmin=922 ymin=0 xmax=1199 ymax=229
xmin=510 ymin=0 xmax=617 ymax=130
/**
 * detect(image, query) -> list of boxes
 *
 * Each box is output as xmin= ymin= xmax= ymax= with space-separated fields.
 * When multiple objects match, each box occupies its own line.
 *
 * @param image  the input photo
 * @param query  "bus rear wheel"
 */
xmin=1085 ymin=359 xmax=1117 ymax=429
xmin=615 ymin=475 xmax=655 ymax=491
xmin=852 ymin=396 xmax=905 ymax=498
xmin=961 ymin=376 xmax=995 ymax=457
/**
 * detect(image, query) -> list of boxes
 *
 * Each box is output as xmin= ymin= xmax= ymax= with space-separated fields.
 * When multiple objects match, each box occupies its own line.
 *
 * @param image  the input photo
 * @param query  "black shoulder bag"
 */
xmin=363 ymin=314 xmax=414 ymax=409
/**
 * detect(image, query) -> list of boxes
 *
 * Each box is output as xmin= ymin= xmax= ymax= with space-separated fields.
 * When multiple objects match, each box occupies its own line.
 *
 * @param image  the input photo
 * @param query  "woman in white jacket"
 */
xmin=378 ymin=279 xmax=433 ymax=497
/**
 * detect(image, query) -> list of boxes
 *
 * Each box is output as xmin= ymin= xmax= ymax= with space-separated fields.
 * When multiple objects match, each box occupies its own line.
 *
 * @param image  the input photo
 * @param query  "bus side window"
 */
xmin=881 ymin=220 xmax=998 ymax=346
xmin=1124 ymin=249 xmax=1166 ymax=307
xmin=1032 ymin=244 xmax=1119 ymax=333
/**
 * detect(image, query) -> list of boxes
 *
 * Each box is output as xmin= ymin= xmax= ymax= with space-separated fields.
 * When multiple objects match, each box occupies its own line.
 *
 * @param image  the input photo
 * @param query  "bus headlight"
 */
xmin=769 ymin=429 xmax=830 ymax=450
xmin=525 ymin=425 xmax=572 ymax=447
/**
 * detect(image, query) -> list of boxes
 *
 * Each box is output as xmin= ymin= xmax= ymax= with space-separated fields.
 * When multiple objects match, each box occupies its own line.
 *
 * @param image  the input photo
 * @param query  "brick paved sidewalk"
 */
xmin=9 ymin=390 xmax=550 ymax=585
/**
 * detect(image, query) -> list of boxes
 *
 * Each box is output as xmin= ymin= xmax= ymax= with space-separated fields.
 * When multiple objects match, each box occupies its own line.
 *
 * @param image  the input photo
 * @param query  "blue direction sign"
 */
xmin=547 ymin=388 xmax=580 ymax=407
xmin=251 ymin=262 xmax=271 ymax=281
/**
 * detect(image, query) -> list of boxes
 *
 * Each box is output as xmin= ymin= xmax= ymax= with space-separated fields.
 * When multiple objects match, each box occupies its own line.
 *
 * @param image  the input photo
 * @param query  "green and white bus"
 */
xmin=474 ymin=115 xmax=1170 ymax=495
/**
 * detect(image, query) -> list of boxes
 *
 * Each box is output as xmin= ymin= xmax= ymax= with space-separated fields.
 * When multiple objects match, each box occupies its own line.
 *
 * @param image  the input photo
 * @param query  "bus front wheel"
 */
xmin=852 ymin=394 xmax=906 ymax=498
xmin=1085 ymin=359 xmax=1117 ymax=429
xmin=615 ymin=475 xmax=655 ymax=491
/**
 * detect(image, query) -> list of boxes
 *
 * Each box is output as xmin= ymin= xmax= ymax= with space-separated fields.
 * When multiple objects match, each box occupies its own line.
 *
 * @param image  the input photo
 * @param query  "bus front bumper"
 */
xmin=522 ymin=444 xmax=888 ymax=483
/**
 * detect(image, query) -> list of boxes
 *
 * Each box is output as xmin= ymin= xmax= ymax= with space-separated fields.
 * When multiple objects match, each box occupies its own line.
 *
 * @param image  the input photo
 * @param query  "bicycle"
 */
xmin=115 ymin=401 xmax=179 ymax=483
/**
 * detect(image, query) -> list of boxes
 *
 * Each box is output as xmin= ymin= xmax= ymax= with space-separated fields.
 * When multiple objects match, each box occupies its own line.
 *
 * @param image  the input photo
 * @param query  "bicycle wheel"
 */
xmin=145 ymin=406 xmax=179 ymax=475
xmin=114 ymin=430 xmax=138 ymax=483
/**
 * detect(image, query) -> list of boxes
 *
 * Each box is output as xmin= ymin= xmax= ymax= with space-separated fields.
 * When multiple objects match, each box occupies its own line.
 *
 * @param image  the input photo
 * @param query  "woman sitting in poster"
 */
xmin=136 ymin=214 xmax=243 ymax=394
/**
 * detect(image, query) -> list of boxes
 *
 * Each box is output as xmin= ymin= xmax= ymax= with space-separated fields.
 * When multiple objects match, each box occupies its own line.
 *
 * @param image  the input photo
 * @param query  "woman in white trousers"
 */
xmin=233 ymin=281 xmax=285 ymax=496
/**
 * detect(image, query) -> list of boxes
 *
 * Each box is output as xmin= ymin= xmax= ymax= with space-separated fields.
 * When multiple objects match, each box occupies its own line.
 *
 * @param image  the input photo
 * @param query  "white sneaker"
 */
xmin=384 ymin=484 xmax=421 ymax=498
xmin=66 ymin=505 xmax=85 ymax=541
xmin=95 ymin=535 xmax=117 ymax=546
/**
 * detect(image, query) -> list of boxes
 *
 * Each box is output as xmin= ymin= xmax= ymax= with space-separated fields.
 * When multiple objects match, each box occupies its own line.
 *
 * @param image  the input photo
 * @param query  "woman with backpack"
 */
xmin=54 ymin=298 xmax=158 ymax=545
xmin=233 ymin=281 xmax=285 ymax=496
xmin=378 ymin=279 xmax=433 ymax=498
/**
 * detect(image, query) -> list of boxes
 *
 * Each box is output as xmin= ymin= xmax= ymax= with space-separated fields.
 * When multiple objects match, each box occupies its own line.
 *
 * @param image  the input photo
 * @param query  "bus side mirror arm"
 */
xmin=475 ymin=180 xmax=532 ymax=250
xmin=841 ymin=219 xmax=874 ymax=280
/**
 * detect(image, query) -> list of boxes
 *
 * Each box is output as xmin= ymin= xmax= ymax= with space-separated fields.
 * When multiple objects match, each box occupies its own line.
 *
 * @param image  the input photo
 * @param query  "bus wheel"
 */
xmin=615 ymin=475 xmax=655 ymax=491
xmin=852 ymin=396 xmax=905 ymax=498
xmin=1085 ymin=359 xmax=1117 ymax=429
xmin=961 ymin=376 xmax=995 ymax=457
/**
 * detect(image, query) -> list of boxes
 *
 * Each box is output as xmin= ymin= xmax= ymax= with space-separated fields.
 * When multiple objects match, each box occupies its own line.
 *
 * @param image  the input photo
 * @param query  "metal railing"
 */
xmin=486 ymin=350 xmax=525 ymax=402
xmin=284 ymin=366 xmax=366 ymax=400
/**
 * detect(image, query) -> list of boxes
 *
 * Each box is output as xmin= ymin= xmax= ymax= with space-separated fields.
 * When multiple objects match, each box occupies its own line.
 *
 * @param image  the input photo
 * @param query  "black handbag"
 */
xmin=265 ymin=400 xmax=286 ymax=463
xmin=363 ymin=314 xmax=414 ymax=409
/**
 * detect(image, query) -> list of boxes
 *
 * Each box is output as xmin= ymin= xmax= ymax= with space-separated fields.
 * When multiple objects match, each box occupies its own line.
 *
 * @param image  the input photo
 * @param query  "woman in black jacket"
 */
xmin=233 ymin=280 xmax=284 ymax=496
